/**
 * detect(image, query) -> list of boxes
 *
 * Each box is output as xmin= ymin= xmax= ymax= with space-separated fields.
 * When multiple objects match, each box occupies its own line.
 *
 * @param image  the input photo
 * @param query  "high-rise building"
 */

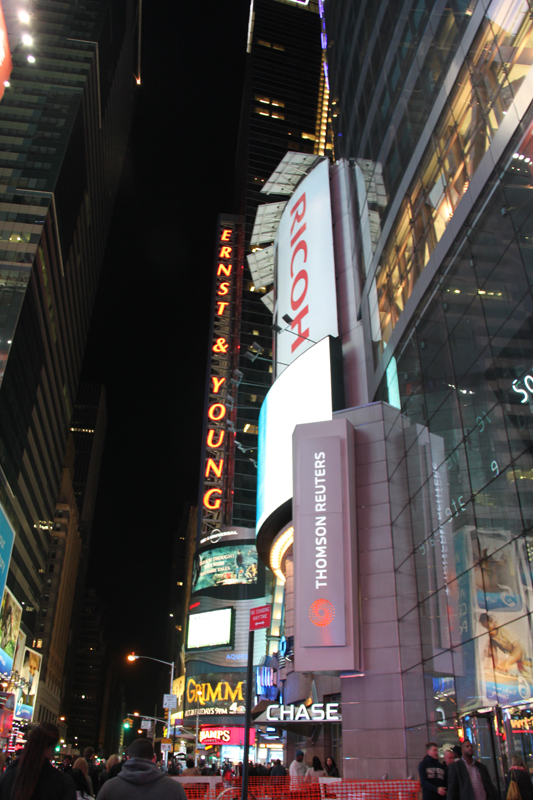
xmin=241 ymin=0 xmax=533 ymax=784
xmin=0 ymin=0 xmax=136 ymax=677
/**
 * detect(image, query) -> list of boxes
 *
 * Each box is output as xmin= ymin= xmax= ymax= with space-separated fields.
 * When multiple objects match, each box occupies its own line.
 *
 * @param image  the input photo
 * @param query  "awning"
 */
xmin=251 ymin=202 xmax=287 ymax=246
xmin=261 ymin=152 xmax=323 ymax=196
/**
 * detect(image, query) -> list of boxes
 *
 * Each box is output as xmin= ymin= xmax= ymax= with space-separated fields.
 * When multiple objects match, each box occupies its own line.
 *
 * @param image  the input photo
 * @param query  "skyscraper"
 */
xmin=0 ymin=0 xmax=136 ymax=661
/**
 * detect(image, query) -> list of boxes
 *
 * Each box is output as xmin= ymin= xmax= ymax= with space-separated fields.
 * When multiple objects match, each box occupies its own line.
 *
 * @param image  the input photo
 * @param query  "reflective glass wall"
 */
xmin=377 ymin=107 xmax=533 ymax=773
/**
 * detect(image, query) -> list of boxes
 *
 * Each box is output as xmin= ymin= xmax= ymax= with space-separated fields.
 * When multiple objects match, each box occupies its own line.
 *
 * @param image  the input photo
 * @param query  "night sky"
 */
xmin=80 ymin=0 xmax=250 ymax=713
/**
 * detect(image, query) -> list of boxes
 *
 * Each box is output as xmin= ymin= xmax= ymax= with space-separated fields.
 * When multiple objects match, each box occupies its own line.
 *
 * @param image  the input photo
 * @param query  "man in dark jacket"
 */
xmin=419 ymin=742 xmax=447 ymax=800
xmin=98 ymin=739 xmax=187 ymax=800
xmin=84 ymin=747 xmax=100 ymax=791
xmin=271 ymin=760 xmax=287 ymax=777
xmin=447 ymin=740 xmax=499 ymax=800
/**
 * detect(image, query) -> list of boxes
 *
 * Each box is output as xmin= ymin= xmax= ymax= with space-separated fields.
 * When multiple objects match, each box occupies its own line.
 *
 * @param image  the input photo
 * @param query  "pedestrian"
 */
xmin=182 ymin=758 xmax=200 ymax=776
xmin=84 ymin=749 xmax=100 ymax=795
xmin=270 ymin=760 xmax=287 ymax=777
xmin=419 ymin=742 xmax=447 ymax=800
xmin=306 ymin=756 xmax=326 ymax=782
xmin=447 ymin=740 xmax=498 ymax=800
xmin=444 ymin=752 xmax=455 ymax=768
xmin=325 ymin=758 xmax=339 ymax=778
xmin=63 ymin=755 xmax=74 ymax=774
xmin=0 ymin=722 xmax=76 ymax=799
xmin=289 ymin=750 xmax=306 ymax=789
xmin=97 ymin=739 xmax=187 ymax=800
xmin=71 ymin=768 xmax=92 ymax=800
xmin=505 ymin=755 xmax=533 ymax=800
xmin=74 ymin=758 xmax=94 ymax=797
xmin=98 ymin=755 xmax=120 ymax=794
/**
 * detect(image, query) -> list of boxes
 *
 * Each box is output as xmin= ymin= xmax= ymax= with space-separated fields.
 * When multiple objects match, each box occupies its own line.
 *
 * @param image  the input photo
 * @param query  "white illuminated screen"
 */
xmin=256 ymin=337 xmax=333 ymax=535
xmin=187 ymin=608 xmax=233 ymax=650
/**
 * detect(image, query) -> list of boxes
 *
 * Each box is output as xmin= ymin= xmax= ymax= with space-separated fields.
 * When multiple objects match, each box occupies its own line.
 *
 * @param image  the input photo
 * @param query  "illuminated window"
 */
xmin=256 ymin=108 xmax=270 ymax=117
xmin=269 ymin=365 xmax=273 ymax=373
xmin=250 ymin=395 xmax=258 ymax=402
xmin=176 ymin=581 xmax=183 ymax=586
xmin=253 ymin=330 xmax=259 ymax=335
xmin=257 ymin=40 xmax=271 ymax=47
xmin=271 ymin=100 xmax=285 ymax=108
xmin=244 ymin=423 xmax=259 ymax=434
xmin=255 ymin=95 xmax=270 ymax=104
xmin=271 ymin=113 xmax=284 ymax=120
xmin=36 ymin=639 xmax=43 ymax=649
xmin=302 ymin=133 xmax=316 ymax=141
xmin=273 ymin=44 xmax=285 ymax=51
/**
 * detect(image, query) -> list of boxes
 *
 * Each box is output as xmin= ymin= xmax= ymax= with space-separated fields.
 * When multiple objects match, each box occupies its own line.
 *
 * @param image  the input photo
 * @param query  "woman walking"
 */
xmin=506 ymin=755 xmax=533 ymax=800
xmin=0 ymin=722 xmax=76 ymax=799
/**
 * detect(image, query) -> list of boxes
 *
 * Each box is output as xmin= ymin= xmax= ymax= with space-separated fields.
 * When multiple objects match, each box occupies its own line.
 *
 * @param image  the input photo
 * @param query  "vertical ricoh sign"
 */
xmin=293 ymin=418 xmax=359 ymax=672
xmin=200 ymin=220 xmax=237 ymax=537
xmin=274 ymin=159 xmax=338 ymax=376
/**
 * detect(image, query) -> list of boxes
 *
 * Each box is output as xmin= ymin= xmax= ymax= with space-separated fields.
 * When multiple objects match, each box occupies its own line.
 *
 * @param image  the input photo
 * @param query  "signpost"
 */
xmin=163 ymin=694 xmax=177 ymax=710
xmin=241 ymin=606 xmax=271 ymax=800
xmin=161 ymin=743 xmax=172 ymax=753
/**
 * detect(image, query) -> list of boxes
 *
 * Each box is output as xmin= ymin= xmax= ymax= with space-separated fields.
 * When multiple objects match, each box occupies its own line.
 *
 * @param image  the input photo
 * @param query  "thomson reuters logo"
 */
xmin=309 ymin=599 xmax=335 ymax=627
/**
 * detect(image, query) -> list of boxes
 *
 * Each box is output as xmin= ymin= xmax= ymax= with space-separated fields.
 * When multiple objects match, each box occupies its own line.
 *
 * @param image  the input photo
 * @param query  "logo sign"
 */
xmin=184 ymin=674 xmax=246 ymax=718
xmin=250 ymin=605 xmax=271 ymax=631
xmin=293 ymin=418 xmax=359 ymax=672
xmin=274 ymin=160 xmax=338 ymax=377
xmin=265 ymin=702 xmax=341 ymax=722
xmin=295 ymin=434 xmax=346 ymax=647
xmin=161 ymin=743 xmax=172 ymax=752
xmin=199 ymin=725 xmax=256 ymax=746
xmin=141 ymin=719 xmax=152 ymax=730
xmin=200 ymin=219 xmax=238 ymax=539
xmin=163 ymin=694 xmax=177 ymax=710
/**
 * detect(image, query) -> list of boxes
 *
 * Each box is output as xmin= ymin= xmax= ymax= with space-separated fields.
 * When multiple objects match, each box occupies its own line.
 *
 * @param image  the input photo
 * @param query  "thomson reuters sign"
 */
xmin=293 ymin=418 xmax=360 ymax=672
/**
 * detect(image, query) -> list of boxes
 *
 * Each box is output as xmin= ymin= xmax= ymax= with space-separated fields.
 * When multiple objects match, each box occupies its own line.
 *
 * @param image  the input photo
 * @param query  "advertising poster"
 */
xmin=184 ymin=673 xmax=246 ymax=718
xmin=192 ymin=545 xmax=258 ymax=592
xmin=0 ymin=691 xmax=14 ymax=738
xmin=14 ymin=647 xmax=41 ymax=721
xmin=170 ymin=675 xmax=185 ymax=726
xmin=0 ymin=505 xmax=15 ymax=608
xmin=0 ymin=588 xmax=22 ymax=677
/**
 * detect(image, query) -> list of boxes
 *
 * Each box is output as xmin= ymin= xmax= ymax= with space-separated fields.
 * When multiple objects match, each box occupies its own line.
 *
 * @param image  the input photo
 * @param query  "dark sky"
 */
xmin=80 ymin=0 xmax=250 ymax=711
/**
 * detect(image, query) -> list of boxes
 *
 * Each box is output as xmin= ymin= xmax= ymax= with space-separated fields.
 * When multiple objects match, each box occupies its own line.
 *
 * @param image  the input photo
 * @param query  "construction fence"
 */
xmin=172 ymin=776 xmax=420 ymax=800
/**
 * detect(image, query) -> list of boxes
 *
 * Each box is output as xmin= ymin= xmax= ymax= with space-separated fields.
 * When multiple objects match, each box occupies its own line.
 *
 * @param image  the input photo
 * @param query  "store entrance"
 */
xmin=462 ymin=710 xmax=505 ymax=795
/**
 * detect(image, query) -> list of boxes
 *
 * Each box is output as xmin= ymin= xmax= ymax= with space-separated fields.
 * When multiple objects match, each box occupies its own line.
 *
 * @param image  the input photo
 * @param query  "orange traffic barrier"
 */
xmin=175 ymin=777 xmax=420 ymax=800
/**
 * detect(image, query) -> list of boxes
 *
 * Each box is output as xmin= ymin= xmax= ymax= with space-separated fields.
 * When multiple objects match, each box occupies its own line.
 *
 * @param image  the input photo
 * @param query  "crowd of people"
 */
xmin=419 ymin=740 xmax=533 ymax=800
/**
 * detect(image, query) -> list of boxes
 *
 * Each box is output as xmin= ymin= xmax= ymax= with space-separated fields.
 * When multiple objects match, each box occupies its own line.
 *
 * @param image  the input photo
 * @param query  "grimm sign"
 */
xmin=201 ymin=221 xmax=238 ymax=536
xmin=266 ymin=703 xmax=341 ymax=722
xmin=184 ymin=674 xmax=246 ymax=717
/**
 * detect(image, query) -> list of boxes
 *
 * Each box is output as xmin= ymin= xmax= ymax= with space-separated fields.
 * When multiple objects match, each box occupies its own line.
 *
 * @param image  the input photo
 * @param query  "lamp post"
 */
xmin=127 ymin=654 xmax=175 ymax=765
xmin=195 ymin=687 xmax=202 ymax=766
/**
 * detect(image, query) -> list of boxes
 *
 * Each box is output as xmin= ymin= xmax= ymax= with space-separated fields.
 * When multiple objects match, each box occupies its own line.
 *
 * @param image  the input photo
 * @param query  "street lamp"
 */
xmin=195 ymin=687 xmax=202 ymax=766
xmin=127 ymin=653 xmax=175 ymax=765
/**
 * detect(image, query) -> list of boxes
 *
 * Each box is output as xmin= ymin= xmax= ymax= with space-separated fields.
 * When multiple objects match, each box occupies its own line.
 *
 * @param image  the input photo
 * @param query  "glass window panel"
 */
xmin=453 ymin=636 xmax=485 ymax=713
xmin=513 ymin=455 xmax=533 ymax=535
xmin=422 ymin=654 xmax=457 ymax=737
xmin=396 ymin=553 xmax=419 ymax=618
xmin=473 ymin=464 xmax=522 ymax=537
xmin=403 ymin=663 xmax=427 ymax=728
xmin=419 ymin=587 xmax=452 ymax=660
xmin=450 ymin=312 xmax=491 ymax=383
xmin=400 ymin=607 xmax=423 ymax=672
xmin=465 ymin=401 xmax=512 ymax=494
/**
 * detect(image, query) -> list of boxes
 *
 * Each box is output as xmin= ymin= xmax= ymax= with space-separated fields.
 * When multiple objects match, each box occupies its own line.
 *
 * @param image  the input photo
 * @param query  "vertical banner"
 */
xmin=15 ymin=647 xmax=41 ymax=721
xmin=0 ymin=505 xmax=15 ymax=607
xmin=293 ymin=418 xmax=359 ymax=671
xmin=0 ymin=588 xmax=22 ymax=676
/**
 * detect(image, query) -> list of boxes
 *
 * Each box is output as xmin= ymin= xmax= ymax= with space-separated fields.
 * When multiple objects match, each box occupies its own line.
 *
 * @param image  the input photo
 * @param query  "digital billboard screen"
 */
xmin=192 ymin=545 xmax=258 ymax=593
xmin=14 ymin=647 xmax=41 ymax=722
xmin=186 ymin=607 xmax=234 ymax=651
xmin=184 ymin=672 xmax=246 ymax=718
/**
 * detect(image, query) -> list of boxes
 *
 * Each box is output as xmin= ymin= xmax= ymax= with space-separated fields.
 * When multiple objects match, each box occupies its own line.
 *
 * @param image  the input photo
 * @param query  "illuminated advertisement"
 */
xmin=170 ymin=675 xmax=185 ymax=726
xmin=192 ymin=545 xmax=258 ymax=592
xmin=184 ymin=673 xmax=246 ymax=718
xmin=0 ymin=691 xmax=13 ymax=738
xmin=0 ymin=2 xmax=12 ymax=103
xmin=199 ymin=725 xmax=255 ymax=746
xmin=14 ymin=647 xmax=41 ymax=722
xmin=0 ymin=589 xmax=21 ymax=677
xmin=0 ymin=504 xmax=15 ymax=610
xmin=256 ymin=336 xmax=342 ymax=539
xmin=454 ymin=527 xmax=533 ymax=711
xmin=274 ymin=159 xmax=338 ymax=377
xmin=199 ymin=218 xmax=239 ymax=539
xmin=186 ymin=608 xmax=234 ymax=651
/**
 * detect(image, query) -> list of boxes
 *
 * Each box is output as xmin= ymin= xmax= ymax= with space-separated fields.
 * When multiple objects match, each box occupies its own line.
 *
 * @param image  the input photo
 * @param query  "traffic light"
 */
xmin=55 ymin=744 xmax=61 ymax=752
xmin=123 ymin=718 xmax=133 ymax=729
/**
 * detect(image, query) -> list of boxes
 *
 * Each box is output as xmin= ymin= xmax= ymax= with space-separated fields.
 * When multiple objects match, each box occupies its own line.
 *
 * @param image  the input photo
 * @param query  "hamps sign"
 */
xmin=274 ymin=159 xmax=338 ymax=376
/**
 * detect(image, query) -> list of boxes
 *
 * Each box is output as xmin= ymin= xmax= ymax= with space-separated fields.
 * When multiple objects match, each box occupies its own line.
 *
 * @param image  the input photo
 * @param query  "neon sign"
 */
xmin=200 ymin=220 xmax=239 ymax=536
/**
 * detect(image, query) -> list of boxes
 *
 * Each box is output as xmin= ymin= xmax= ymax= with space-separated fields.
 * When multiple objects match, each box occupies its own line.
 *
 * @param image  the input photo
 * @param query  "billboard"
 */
xmin=14 ymin=647 xmax=41 ymax=721
xmin=0 ymin=588 xmax=21 ymax=677
xmin=184 ymin=673 xmax=246 ymax=718
xmin=170 ymin=675 xmax=185 ymax=727
xmin=0 ymin=2 xmax=12 ymax=103
xmin=0 ymin=691 xmax=13 ymax=738
xmin=274 ymin=159 xmax=338 ymax=376
xmin=293 ymin=418 xmax=360 ymax=672
xmin=186 ymin=608 xmax=234 ymax=651
xmin=199 ymin=725 xmax=255 ymax=746
xmin=0 ymin=504 xmax=15 ymax=609
xmin=192 ymin=545 xmax=258 ymax=592
xmin=256 ymin=337 xmax=339 ymax=539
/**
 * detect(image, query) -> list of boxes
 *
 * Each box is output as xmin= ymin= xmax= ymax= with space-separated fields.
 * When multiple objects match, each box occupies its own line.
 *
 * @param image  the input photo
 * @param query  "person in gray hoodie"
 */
xmin=98 ymin=740 xmax=186 ymax=800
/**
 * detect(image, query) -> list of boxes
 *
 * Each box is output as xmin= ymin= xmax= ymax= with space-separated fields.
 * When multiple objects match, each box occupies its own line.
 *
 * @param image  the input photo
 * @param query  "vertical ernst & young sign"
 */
xmin=200 ymin=218 xmax=238 ymax=538
xmin=293 ymin=418 xmax=360 ymax=671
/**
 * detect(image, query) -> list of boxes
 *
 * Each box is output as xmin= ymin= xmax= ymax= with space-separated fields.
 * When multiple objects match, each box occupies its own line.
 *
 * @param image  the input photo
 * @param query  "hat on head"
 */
xmin=296 ymin=750 xmax=304 ymax=757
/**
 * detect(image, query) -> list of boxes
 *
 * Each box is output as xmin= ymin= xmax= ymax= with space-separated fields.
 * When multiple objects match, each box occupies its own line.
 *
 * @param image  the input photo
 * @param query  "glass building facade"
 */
xmin=324 ymin=0 xmax=533 ymax=781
